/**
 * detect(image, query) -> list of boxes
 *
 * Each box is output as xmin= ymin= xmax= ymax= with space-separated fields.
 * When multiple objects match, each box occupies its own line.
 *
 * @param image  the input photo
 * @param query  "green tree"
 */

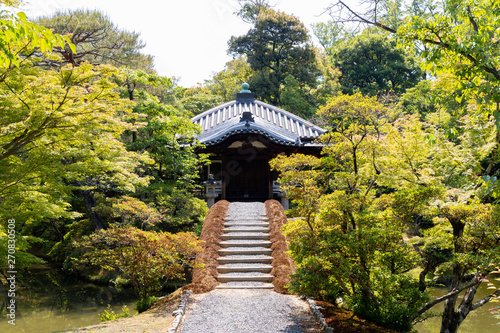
xmin=273 ymin=94 xmax=428 ymax=331
xmin=236 ymin=0 xmax=273 ymax=23
xmin=0 ymin=5 xmax=151 ymax=273
xmin=175 ymin=85 xmax=223 ymax=116
xmin=207 ymin=56 xmax=252 ymax=102
xmin=119 ymin=70 xmax=209 ymax=232
xmin=273 ymin=92 xmax=500 ymax=332
xmin=36 ymin=9 xmax=154 ymax=71
xmin=228 ymin=8 xmax=320 ymax=107
xmin=279 ymin=75 xmax=318 ymax=119
xmin=332 ymin=0 xmax=500 ymax=207
xmin=312 ymin=21 xmax=352 ymax=56
xmin=334 ymin=31 xmax=423 ymax=95
xmin=331 ymin=0 xmax=500 ymax=106
xmin=74 ymin=227 xmax=202 ymax=307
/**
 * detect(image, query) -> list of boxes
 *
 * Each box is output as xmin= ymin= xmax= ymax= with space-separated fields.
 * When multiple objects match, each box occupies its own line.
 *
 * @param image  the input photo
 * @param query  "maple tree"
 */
xmin=73 ymin=227 xmax=202 ymax=305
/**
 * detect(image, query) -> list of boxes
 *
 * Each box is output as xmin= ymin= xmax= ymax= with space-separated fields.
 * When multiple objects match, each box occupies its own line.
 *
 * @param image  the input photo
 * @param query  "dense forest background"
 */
xmin=0 ymin=0 xmax=499 ymax=332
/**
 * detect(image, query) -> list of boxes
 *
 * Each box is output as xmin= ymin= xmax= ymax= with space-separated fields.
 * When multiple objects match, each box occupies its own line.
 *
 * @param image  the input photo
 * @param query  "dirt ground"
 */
xmin=69 ymin=289 xmax=184 ymax=333
xmin=315 ymin=301 xmax=397 ymax=332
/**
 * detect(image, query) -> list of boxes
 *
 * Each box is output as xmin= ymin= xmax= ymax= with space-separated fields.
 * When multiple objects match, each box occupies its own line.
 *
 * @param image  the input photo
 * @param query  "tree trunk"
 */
xmin=439 ymin=266 xmax=474 ymax=333
xmin=82 ymin=189 xmax=106 ymax=230
xmin=440 ymin=294 xmax=460 ymax=333
xmin=73 ymin=180 xmax=106 ymax=230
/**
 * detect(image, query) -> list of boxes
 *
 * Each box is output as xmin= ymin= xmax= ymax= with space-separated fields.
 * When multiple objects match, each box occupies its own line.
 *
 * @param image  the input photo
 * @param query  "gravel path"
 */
xmin=179 ymin=202 xmax=320 ymax=332
xmin=179 ymin=289 xmax=321 ymax=333
xmin=226 ymin=201 xmax=266 ymax=217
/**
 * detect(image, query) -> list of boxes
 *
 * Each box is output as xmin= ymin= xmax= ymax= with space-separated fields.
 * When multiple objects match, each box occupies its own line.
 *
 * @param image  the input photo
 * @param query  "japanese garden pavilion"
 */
xmin=192 ymin=84 xmax=326 ymax=206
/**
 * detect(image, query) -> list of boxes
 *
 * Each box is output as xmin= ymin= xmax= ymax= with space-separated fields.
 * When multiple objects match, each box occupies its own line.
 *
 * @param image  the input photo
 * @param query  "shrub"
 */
xmin=74 ymin=227 xmax=202 ymax=300
xmin=98 ymin=305 xmax=131 ymax=322
xmin=135 ymin=296 xmax=158 ymax=313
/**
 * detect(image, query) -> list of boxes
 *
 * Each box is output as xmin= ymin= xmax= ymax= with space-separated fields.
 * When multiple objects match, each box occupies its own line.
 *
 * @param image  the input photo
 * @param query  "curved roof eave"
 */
xmin=192 ymin=98 xmax=327 ymax=147
xmin=198 ymin=121 xmax=299 ymax=146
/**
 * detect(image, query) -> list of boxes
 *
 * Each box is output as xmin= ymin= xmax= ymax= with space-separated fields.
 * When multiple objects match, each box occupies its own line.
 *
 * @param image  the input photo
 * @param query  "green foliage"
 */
xmin=396 ymin=0 xmax=500 ymax=107
xmin=207 ymin=56 xmax=252 ymax=102
xmin=36 ymin=9 xmax=154 ymax=71
xmin=73 ymin=227 xmax=202 ymax=300
xmin=0 ymin=61 xmax=148 ymax=228
xmin=228 ymin=8 xmax=320 ymax=107
xmin=155 ymin=188 xmax=208 ymax=230
xmin=346 ymin=274 xmax=427 ymax=332
xmin=387 ymin=186 xmax=443 ymax=232
xmin=281 ymin=188 xmax=428 ymax=331
xmin=280 ymin=75 xmax=317 ymax=119
xmin=0 ymin=233 xmax=45 ymax=270
xmin=399 ymin=80 xmax=436 ymax=117
xmin=113 ymin=68 xmax=208 ymax=233
xmin=236 ymin=0 xmax=272 ymax=23
xmin=269 ymin=154 xmax=323 ymax=230
xmin=312 ymin=21 xmax=353 ymax=56
xmin=274 ymin=90 xmax=500 ymax=331
xmin=98 ymin=304 xmax=132 ymax=322
xmin=175 ymin=85 xmax=223 ymax=115
xmin=0 ymin=10 xmax=71 ymax=68
xmin=282 ymin=219 xmax=343 ymax=301
xmin=274 ymin=93 xmax=430 ymax=330
xmin=135 ymin=295 xmax=158 ymax=313
xmin=334 ymin=32 xmax=423 ymax=95
xmin=96 ymin=196 xmax=163 ymax=230
xmin=0 ymin=6 xmax=155 ymax=269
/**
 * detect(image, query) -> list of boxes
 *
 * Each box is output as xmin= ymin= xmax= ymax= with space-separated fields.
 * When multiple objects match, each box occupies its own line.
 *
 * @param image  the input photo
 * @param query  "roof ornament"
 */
xmin=240 ymin=110 xmax=255 ymax=127
xmin=240 ymin=82 xmax=251 ymax=93
xmin=236 ymin=83 xmax=255 ymax=103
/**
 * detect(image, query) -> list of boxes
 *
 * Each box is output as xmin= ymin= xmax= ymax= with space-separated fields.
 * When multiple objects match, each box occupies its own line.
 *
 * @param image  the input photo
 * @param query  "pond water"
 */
xmin=0 ymin=267 xmax=137 ymax=333
xmin=415 ymin=273 xmax=500 ymax=333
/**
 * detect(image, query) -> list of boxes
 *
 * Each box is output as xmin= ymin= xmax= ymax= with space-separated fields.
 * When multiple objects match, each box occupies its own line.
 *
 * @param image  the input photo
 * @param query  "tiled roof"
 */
xmin=192 ymin=97 xmax=326 ymax=147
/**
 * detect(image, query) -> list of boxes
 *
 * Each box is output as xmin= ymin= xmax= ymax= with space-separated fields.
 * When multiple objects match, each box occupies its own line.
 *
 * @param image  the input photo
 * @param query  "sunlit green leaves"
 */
xmin=0 ymin=10 xmax=70 ymax=69
xmin=397 ymin=0 xmax=500 ymax=109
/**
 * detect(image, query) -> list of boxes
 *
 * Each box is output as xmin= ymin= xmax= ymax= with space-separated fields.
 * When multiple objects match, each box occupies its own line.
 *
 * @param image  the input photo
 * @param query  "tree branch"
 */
xmin=332 ymin=1 xmax=500 ymax=81
xmin=467 ymin=6 xmax=479 ymax=34
xmin=471 ymin=288 xmax=500 ymax=311
xmin=414 ymin=278 xmax=480 ymax=319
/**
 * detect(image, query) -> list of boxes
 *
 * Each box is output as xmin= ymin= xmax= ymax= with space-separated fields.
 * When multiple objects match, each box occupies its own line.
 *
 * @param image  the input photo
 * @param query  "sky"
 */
xmin=21 ymin=0 xmax=345 ymax=87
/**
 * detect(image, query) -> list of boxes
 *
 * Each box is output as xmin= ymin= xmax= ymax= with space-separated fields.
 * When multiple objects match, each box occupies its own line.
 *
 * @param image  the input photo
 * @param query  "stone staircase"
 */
xmin=216 ymin=203 xmax=274 ymax=289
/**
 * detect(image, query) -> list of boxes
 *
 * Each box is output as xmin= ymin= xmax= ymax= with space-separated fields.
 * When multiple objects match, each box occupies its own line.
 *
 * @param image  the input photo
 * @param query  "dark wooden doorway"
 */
xmin=224 ymin=158 xmax=269 ymax=201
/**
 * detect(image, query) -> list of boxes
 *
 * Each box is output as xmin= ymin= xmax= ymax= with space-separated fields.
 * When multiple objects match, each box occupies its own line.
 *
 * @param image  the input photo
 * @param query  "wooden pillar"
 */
xmin=267 ymin=157 xmax=273 ymax=199
xmin=221 ymin=154 xmax=226 ymax=200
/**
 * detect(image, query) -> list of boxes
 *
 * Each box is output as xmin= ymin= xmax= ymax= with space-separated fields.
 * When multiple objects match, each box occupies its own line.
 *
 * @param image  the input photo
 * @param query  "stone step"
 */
xmin=217 ymin=255 xmax=273 ymax=264
xmin=223 ymin=222 xmax=269 ymax=228
xmin=223 ymin=226 xmax=270 ymax=233
xmin=217 ymin=264 xmax=272 ymax=273
xmin=224 ymin=217 xmax=269 ymax=222
xmin=221 ymin=233 xmax=270 ymax=240
xmin=217 ymin=273 xmax=274 ymax=283
xmin=215 ymin=282 xmax=274 ymax=289
xmin=218 ymin=247 xmax=273 ymax=256
xmin=219 ymin=240 xmax=272 ymax=248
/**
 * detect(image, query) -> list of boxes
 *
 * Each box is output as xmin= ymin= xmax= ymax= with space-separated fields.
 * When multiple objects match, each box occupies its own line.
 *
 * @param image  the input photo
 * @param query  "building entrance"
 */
xmin=224 ymin=158 xmax=269 ymax=201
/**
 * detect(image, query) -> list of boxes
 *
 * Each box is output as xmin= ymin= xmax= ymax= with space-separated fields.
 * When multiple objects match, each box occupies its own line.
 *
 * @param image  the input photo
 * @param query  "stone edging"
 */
xmin=307 ymin=298 xmax=334 ymax=333
xmin=168 ymin=290 xmax=191 ymax=333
